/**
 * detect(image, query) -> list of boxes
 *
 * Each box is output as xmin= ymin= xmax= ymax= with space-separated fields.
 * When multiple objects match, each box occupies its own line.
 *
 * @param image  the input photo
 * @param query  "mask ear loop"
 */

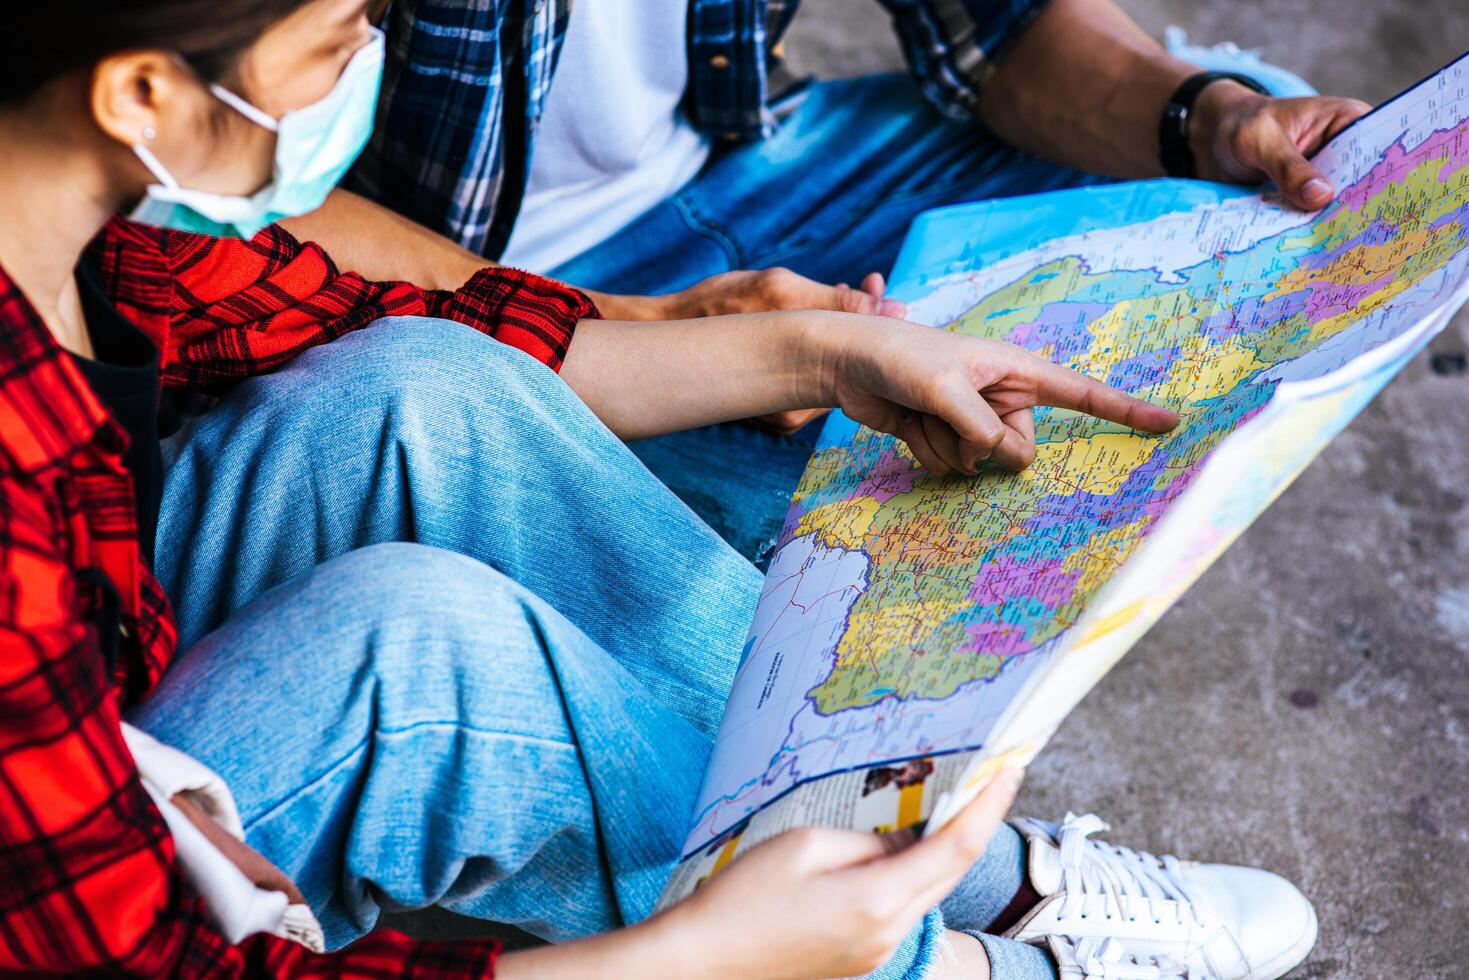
xmin=133 ymin=127 xmax=181 ymax=190
xmin=130 ymin=74 xmax=281 ymax=192
xmin=208 ymin=84 xmax=281 ymax=133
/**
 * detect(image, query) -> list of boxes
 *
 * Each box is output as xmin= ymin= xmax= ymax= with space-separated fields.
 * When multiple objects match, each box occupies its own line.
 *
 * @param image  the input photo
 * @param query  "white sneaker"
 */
xmin=1005 ymin=813 xmax=1318 ymax=980
xmin=1048 ymin=935 xmax=1214 ymax=980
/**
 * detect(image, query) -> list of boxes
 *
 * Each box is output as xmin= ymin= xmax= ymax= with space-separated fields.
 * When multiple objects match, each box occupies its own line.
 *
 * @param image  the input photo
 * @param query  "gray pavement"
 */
xmin=393 ymin=4 xmax=1469 ymax=976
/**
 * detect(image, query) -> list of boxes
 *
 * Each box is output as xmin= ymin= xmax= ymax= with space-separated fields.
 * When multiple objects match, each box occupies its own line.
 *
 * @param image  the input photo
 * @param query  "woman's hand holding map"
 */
xmin=652 ymin=768 xmax=1023 ymax=980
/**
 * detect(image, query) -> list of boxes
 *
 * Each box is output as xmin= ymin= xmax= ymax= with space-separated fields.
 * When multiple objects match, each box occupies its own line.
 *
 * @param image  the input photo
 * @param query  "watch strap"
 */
xmin=1158 ymin=71 xmax=1269 ymax=178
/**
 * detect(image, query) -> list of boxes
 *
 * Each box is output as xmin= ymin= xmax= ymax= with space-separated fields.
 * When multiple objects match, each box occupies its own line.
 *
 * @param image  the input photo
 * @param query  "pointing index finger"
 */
xmin=1032 ymin=360 xmax=1179 ymax=433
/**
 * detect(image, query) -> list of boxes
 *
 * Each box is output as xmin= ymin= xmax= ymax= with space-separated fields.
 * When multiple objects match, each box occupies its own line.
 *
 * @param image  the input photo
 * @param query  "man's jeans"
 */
xmin=128 ymin=320 xmax=1053 ymax=978
xmin=551 ymin=61 xmax=1313 ymax=564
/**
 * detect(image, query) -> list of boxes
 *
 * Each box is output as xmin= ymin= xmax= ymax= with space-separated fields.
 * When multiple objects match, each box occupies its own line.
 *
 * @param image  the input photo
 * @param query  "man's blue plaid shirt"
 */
xmin=349 ymin=0 xmax=1049 ymax=259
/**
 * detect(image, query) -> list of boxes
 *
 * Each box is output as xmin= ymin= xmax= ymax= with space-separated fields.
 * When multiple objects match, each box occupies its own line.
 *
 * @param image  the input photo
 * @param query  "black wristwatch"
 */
xmin=1158 ymin=71 xmax=1269 ymax=178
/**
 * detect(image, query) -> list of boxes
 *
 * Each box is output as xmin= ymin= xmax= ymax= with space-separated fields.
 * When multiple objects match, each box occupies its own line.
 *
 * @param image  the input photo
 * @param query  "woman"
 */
xmin=0 ymin=2 xmax=1313 ymax=978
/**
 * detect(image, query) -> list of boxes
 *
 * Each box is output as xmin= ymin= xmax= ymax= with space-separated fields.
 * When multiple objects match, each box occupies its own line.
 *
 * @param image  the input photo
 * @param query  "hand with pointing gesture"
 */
xmin=811 ymin=313 xmax=1179 ymax=477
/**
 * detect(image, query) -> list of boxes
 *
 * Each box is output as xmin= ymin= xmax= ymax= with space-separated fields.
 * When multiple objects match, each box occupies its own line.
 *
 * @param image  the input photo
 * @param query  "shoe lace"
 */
xmin=1068 ymin=937 xmax=1207 ymax=979
xmin=1054 ymin=813 xmax=1207 ymax=929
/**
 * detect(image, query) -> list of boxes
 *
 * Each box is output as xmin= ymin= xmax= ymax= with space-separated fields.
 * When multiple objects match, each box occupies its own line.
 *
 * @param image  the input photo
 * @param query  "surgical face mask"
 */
xmin=129 ymin=27 xmax=385 ymax=239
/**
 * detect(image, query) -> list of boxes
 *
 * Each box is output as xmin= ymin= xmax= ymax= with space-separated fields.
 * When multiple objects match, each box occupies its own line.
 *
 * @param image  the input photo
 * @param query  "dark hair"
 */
xmin=1 ymin=2 xmax=312 ymax=105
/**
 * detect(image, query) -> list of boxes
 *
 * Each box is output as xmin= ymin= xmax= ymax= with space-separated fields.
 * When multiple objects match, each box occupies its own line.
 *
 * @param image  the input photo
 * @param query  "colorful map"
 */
xmin=661 ymin=52 xmax=1469 ymax=895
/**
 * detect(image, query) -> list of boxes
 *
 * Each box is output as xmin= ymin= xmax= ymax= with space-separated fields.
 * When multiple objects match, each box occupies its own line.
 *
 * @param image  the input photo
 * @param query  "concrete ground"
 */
xmin=394 ymin=4 xmax=1469 ymax=976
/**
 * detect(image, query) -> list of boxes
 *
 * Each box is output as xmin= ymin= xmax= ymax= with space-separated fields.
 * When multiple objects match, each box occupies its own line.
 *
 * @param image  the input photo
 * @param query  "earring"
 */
xmin=142 ymin=126 xmax=157 ymax=142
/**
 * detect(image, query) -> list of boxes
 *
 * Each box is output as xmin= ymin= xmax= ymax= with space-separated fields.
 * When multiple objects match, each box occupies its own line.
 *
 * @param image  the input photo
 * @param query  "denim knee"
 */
xmin=282 ymin=316 xmax=574 ymax=429
xmin=308 ymin=542 xmax=561 ymax=692
xmin=129 ymin=541 xmax=579 ymax=790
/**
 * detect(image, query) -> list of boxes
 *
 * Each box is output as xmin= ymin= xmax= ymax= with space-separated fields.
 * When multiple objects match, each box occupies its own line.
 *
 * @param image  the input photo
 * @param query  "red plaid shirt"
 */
xmin=0 ymin=218 xmax=596 ymax=976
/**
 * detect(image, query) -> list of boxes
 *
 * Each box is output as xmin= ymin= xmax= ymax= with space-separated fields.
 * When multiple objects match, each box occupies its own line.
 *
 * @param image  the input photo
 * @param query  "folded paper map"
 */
xmin=658 ymin=50 xmax=1469 ymax=907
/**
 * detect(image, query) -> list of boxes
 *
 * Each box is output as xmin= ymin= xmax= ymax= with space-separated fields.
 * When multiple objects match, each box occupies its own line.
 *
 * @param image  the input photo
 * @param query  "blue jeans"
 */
xmin=551 ymin=63 xmax=1312 ymax=565
xmin=129 ymin=319 xmax=1053 ymax=978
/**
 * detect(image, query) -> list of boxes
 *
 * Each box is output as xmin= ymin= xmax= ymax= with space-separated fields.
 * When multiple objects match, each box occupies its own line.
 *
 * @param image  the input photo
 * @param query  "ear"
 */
xmin=89 ymin=51 xmax=190 ymax=148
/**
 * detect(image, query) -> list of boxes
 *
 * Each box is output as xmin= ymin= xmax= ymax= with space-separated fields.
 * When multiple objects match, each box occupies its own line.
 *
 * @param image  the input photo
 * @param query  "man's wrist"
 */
xmin=1186 ymin=79 xmax=1270 ymax=179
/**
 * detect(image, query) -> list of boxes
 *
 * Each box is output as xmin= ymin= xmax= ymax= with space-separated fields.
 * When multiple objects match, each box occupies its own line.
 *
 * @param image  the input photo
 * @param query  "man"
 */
xmin=284 ymin=0 xmax=1369 ymax=563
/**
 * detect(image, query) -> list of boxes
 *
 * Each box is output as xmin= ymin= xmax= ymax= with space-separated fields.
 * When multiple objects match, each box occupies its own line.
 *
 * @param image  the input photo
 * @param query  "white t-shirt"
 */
xmin=498 ymin=0 xmax=711 ymax=271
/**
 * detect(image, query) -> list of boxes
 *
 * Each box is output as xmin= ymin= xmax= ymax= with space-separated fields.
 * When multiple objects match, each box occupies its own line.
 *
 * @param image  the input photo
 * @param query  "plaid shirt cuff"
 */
xmin=441 ymin=267 xmax=600 ymax=372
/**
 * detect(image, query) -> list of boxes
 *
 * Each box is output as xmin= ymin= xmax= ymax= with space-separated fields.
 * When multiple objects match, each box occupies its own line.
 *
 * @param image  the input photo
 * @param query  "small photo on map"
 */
xmin=862 ymin=758 xmax=935 ymax=796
